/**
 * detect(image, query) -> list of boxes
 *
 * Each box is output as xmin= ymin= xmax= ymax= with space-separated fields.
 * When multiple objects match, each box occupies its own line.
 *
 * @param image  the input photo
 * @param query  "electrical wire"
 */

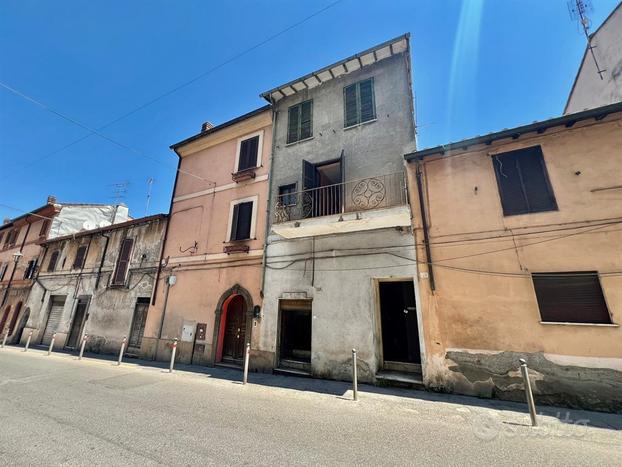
xmin=0 ymin=0 xmax=343 ymax=178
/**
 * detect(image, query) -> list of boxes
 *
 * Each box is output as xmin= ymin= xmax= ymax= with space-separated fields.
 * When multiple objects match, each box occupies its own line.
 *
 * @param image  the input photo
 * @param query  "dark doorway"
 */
xmin=379 ymin=281 xmax=420 ymax=365
xmin=302 ymin=156 xmax=343 ymax=218
xmin=279 ymin=300 xmax=312 ymax=369
xmin=66 ymin=298 xmax=89 ymax=349
xmin=222 ymin=295 xmax=246 ymax=362
xmin=7 ymin=301 xmax=22 ymax=337
xmin=13 ymin=307 xmax=30 ymax=344
xmin=128 ymin=298 xmax=149 ymax=349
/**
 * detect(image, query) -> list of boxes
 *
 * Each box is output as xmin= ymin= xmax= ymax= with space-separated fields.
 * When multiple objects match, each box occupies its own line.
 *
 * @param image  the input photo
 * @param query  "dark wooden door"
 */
xmin=66 ymin=299 xmax=88 ymax=348
xmin=379 ymin=281 xmax=420 ymax=364
xmin=129 ymin=299 xmax=149 ymax=348
xmin=222 ymin=296 xmax=246 ymax=360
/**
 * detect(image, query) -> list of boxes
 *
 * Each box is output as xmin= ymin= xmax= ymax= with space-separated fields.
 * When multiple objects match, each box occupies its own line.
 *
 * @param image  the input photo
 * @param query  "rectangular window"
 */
xmin=230 ymin=201 xmax=253 ymax=241
xmin=112 ymin=238 xmax=134 ymax=286
xmin=492 ymin=146 xmax=557 ymax=216
xmin=278 ymin=184 xmax=297 ymax=206
xmin=237 ymin=135 xmax=260 ymax=172
xmin=0 ymin=232 xmax=4 ymax=246
xmin=0 ymin=263 xmax=7 ymax=281
xmin=532 ymin=272 xmax=612 ymax=324
xmin=39 ymin=219 xmax=50 ymax=237
xmin=287 ymin=100 xmax=313 ymax=144
xmin=47 ymin=250 xmax=60 ymax=272
xmin=72 ymin=245 xmax=87 ymax=270
xmin=344 ymin=78 xmax=376 ymax=128
xmin=23 ymin=259 xmax=37 ymax=279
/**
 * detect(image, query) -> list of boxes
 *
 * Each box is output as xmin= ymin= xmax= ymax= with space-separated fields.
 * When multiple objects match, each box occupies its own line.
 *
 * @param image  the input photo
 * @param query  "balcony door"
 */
xmin=302 ymin=154 xmax=343 ymax=218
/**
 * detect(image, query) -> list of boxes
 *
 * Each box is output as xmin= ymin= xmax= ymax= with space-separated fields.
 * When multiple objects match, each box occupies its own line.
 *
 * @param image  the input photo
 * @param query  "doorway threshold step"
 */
xmin=273 ymin=367 xmax=312 ymax=378
xmin=376 ymin=370 xmax=424 ymax=389
xmin=215 ymin=362 xmax=243 ymax=371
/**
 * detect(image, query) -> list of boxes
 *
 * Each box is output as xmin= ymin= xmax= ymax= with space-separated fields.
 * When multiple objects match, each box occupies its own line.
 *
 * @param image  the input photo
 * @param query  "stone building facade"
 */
xmin=258 ymin=34 xmax=419 ymax=382
xmin=22 ymin=214 xmax=166 ymax=355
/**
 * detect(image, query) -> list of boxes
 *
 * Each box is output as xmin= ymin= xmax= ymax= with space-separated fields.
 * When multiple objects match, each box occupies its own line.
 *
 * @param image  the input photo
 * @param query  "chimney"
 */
xmin=47 ymin=195 xmax=57 ymax=204
xmin=201 ymin=121 xmax=215 ymax=132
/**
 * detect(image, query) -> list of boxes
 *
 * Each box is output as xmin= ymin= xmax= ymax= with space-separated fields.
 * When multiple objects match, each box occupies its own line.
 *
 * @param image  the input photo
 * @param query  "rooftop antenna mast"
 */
xmin=145 ymin=177 xmax=154 ymax=216
xmin=109 ymin=181 xmax=129 ymax=205
xmin=568 ymin=0 xmax=606 ymax=80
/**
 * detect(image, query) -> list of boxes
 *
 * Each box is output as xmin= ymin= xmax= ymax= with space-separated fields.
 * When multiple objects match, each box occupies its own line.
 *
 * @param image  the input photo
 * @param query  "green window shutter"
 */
xmin=287 ymin=105 xmax=300 ymax=144
xmin=230 ymin=203 xmax=240 ymax=240
xmin=359 ymin=78 xmax=375 ymax=123
xmin=300 ymin=101 xmax=312 ymax=140
xmin=344 ymin=83 xmax=359 ymax=127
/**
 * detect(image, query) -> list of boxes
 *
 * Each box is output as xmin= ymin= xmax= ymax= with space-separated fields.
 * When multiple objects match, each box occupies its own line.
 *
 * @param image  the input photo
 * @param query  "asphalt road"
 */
xmin=1 ymin=346 xmax=621 ymax=466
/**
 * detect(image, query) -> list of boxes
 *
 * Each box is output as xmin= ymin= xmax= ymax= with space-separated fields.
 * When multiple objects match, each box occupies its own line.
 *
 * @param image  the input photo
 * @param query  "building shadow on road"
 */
xmin=9 ymin=343 xmax=622 ymax=432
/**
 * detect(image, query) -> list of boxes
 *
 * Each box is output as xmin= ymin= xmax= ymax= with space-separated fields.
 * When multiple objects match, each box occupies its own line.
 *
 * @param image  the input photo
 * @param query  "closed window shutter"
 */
xmin=518 ymin=147 xmax=557 ymax=213
xmin=47 ymin=251 xmax=59 ymax=272
xmin=287 ymin=105 xmax=300 ymax=144
xmin=344 ymin=83 xmax=358 ymax=127
xmin=532 ymin=272 xmax=611 ymax=324
xmin=493 ymin=154 xmax=529 ymax=215
xmin=73 ymin=246 xmax=87 ymax=269
xmin=235 ymin=202 xmax=253 ymax=240
xmin=230 ymin=204 xmax=240 ymax=241
xmin=39 ymin=220 xmax=50 ymax=237
xmin=493 ymin=146 xmax=557 ymax=216
xmin=359 ymin=78 xmax=375 ymax=123
xmin=113 ymin=238 xmax=133 ymax=285
xmin=300 ymin=101 xmax=312 ymax=140
xmin=302 ymin=159 xmax=317 ymax=191
xmin=238 ymin=136 xmax=259 ymax=171
xmin=0 ymin=232 xmax=4 ymax=245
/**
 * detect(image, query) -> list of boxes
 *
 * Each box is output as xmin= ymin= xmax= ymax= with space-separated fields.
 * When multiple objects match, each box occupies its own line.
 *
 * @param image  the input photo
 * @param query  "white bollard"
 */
xmin=519 ymin=358 xmax=538 ymax=426
xmin=352 ymin=348 xmax=358 ymax=401
xmin=78 ymin=334 xmax=88 ymax=360
xmin=47 ymin=333 xmax=56 ymax=355
xmin=1 ymin=332 xmax=8 ymax=348
xmin=24 ymin=330 xmax=33 ymax=352
xmin=243 ymin=343 xmax=251 ymax=385
xmin=117 ymin=336 xmax=126 ymax=366
xmin=169 ymin=338 xmax=178 ymax=373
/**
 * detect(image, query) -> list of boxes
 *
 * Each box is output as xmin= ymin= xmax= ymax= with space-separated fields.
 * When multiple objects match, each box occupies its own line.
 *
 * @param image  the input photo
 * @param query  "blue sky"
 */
xmin=0 ymin=0 xmax=618 ymax=220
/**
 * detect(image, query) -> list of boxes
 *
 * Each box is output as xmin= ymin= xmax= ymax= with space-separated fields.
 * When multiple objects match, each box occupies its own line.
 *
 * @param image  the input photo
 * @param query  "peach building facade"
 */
xmin=405 ymin=102 xmax=622 ymax=412
xmin=142 ymin=106 xmax=272 ymax=369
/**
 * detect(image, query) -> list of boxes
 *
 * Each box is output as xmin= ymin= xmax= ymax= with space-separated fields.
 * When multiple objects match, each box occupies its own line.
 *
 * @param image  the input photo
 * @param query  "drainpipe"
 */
xmin=152 ymin=154 xmax=181 ymax=305
xmin=2 ymin=221 xmax=31 ymax=306
xmin=260 ymin=102 xmax=277 ymax=298
xmin=415 ymin=160 xmax=435 ymax=292
xmin=95 ymin=232 xmax=111 ymax=289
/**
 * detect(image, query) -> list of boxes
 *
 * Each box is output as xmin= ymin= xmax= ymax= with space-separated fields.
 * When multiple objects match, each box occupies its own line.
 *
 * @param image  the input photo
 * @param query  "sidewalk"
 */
xmin=3 ymin=342 xmax=622 ymax=434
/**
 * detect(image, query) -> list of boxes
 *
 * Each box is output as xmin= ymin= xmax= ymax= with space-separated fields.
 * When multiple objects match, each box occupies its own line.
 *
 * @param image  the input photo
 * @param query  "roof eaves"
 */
xmin=170 ymin=104 xmax=272 ymax=150
xmin=405 ymin=100 xmax=622 ymax=161
xmin=260 ymin=33 xmax=410 ymax=102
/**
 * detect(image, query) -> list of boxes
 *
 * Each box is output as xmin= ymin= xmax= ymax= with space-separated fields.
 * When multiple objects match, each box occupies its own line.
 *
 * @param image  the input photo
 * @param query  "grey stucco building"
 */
xmin=21 ymin=214 xmax=166 ymax=356
xmin=256 ymin=35 xmax=422 ymax=384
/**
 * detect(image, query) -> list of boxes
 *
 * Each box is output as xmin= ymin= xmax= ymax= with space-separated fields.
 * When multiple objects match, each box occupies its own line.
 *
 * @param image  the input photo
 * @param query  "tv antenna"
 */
xmin=145 ymin=177 xmax=154 ymax=216
xmin=567 ymin=0 xmax=606 ymax=80
xmin=109 ymin=181 xmax=129 ymax=204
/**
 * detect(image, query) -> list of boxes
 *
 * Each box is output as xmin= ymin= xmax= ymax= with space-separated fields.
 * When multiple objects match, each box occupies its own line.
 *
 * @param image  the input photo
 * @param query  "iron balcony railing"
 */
xmin=274 ymin=172 xmax=407 ymax=223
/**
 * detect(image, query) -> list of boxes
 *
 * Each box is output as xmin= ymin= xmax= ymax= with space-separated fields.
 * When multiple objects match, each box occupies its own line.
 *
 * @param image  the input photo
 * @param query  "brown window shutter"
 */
xmin=532 ymin=272 xmax=611 ymax=324
xmin=39 ymin=220 xmax=50 ymax=237
xmin=113 ymin=238 xmax=134 ymax=285
xmin=47 ymin=251 xmax=60 ymax=272
xmin=72 ymin=246 xmax=87 ymax=270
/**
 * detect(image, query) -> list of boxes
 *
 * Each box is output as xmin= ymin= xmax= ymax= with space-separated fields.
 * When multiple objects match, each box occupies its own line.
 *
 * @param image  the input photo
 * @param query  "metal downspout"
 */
xmin=415 ymin=160 xmax=435 ymax=292
xmin=260 ymin=102 xmax=277 ymax=298
xmin=95 ymin=232 xmax=110 ymax=289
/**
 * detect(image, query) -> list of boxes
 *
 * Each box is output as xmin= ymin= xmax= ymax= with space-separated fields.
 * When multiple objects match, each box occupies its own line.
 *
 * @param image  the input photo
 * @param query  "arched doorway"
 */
xmin=13 ymin=307 xmax=30 ymax=345
xmin=213 ymin=284 xmax=254 ymax=365
xmin=220 ymin=295 xmax=246 ymax=362
xmin=0 ymin=305 xmax=11 ymax=335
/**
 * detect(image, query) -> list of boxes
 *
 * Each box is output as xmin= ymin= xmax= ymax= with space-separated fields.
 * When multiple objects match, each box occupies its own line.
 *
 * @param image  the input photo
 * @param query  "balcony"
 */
xmin=272 ymin=172 xmax=410 ymax=238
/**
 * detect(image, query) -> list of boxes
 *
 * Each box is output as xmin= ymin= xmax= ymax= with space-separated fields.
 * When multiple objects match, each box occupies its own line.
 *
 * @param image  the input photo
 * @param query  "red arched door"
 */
xmin=0 ymin=305 xmax=11 ymax=335
xmin=7 ymin=302 xmax=22 ymax=336
xmin=221 ymin=295 xmax=246 ymax=361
